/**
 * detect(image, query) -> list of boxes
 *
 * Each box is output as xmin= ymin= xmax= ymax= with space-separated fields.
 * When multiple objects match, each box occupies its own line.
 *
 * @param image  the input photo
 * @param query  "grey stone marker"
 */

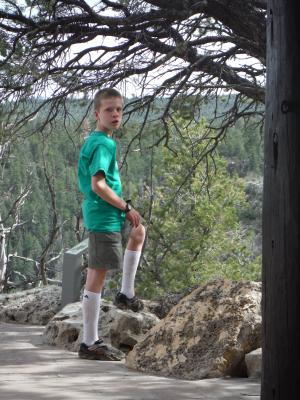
xmin=61 ymin=238 xmax=88 ymax=307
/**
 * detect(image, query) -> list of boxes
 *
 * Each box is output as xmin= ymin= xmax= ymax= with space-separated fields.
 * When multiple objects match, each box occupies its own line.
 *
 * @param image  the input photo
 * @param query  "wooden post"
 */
xmin=262 ymin=1 xmax=300 ymax=398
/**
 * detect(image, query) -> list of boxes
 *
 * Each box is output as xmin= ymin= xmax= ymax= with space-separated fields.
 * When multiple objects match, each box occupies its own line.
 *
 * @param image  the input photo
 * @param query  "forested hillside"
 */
xmin=0 ymin=98 xmax=263 ymax=297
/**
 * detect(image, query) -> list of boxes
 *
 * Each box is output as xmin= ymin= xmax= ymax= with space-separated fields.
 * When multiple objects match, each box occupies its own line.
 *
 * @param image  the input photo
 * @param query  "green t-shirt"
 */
xmin=77 ymin=131 xmax=125 ymax=232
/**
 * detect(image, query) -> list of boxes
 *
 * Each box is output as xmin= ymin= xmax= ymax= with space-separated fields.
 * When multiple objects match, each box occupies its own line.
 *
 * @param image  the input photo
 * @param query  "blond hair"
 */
xmin=93 ymin=88 xmax=122 ymax=110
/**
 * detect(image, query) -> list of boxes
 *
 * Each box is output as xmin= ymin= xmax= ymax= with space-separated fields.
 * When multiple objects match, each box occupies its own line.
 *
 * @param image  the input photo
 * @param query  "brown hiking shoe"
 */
xmin=78 ymin=339 xmax=124 ymax=361
xmin=114 ymin=292 xmax=144 ymax=312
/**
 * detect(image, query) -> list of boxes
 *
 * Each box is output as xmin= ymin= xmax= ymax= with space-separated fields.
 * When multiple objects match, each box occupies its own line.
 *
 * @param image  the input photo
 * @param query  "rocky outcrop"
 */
xmin=0 ymin=286 xmax=62 ymax=325
xmin=43 ymin=299 xmax=160 ymax=352
xmin=126 ymin=279 xmax=261 ymax=380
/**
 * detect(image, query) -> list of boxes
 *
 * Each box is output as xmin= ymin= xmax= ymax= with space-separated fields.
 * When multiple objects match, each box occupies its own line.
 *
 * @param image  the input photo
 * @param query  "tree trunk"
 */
xmin=262 ymin=1 xmax=300 ymax=398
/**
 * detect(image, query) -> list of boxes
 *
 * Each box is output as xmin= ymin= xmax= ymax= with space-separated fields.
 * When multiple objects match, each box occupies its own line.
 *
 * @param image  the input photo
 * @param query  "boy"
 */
xmin=77 ymin=88 xmax=146 ymax=360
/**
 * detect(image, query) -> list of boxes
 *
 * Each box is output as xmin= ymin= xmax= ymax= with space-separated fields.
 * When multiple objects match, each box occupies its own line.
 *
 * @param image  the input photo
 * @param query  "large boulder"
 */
xmin=43 ymin=299 xmax=160 ymax=352
xmin=126 ymin=279 xmax=261 ymax=380
xmin=0 ymin=286 xmax=61 ymax=325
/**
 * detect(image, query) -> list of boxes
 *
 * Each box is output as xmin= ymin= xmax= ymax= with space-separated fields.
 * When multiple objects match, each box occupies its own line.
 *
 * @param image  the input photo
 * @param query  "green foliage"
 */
xmin=218 ymin=118 xmax=264 ymax=176
xmin=131 ymin=117 xmax=261 ymax=298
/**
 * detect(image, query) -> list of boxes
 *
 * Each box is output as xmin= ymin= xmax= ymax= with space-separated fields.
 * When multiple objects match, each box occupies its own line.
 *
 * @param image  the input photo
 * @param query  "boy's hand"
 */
xmin=125 ymin=208 xmax=141 ymax=228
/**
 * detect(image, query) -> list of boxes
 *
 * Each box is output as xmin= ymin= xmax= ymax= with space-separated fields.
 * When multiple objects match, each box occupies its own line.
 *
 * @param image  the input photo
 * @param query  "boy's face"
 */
xmin=95 ymin=96 xmax=123 ymax=134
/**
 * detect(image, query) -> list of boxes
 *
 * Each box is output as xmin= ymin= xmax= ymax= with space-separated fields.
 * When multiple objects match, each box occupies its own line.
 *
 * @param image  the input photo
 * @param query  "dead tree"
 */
xmin=0 ymin=186 xmax=31 ymax=291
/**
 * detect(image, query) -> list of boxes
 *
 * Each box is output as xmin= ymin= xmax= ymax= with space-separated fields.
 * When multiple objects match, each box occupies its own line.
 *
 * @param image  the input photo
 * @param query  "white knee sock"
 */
xmin=82 ymin=289 xmax=101 ymax=346
xmin=121 ymin=249 xmax=141 ymax=299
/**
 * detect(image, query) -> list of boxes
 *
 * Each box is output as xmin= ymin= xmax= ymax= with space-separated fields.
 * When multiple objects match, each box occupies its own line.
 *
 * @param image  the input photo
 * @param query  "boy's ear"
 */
xmin=95 ymin=110 xmax=99 ymax=119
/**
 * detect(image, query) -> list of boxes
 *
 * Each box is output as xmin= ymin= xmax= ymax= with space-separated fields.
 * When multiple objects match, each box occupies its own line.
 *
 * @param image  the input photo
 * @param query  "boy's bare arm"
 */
xmin=92 ymin=172 xmax=141 ymax=227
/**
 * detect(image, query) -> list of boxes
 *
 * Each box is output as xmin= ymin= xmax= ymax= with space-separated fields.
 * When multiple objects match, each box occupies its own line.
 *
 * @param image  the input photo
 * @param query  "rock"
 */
xmin=43 ymin=299 xmax=160 ymax=353
xmin=0 ymin=286 xmax=62 ymax=325
xmin=245 ymin=348 xmax=262 ymax=379
xmin=126 ymin=279 xmax=261 ymax=380
xmin=43 ymin=302 xmax=83 ymax=351
xmin=109 ymin=307 xmax=160 ymax=352
xmin=146 ymin=287 xmax=198 ymax=319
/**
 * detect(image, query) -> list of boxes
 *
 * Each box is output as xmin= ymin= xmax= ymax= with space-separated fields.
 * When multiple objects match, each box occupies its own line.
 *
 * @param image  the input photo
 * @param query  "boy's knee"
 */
xmin=138 ymin=223 xmax=146 ymax=236
xmin=137 ymin=223 xmax=146 ymax=239
xmin=130 ymin=224 xmax=146 ymax=242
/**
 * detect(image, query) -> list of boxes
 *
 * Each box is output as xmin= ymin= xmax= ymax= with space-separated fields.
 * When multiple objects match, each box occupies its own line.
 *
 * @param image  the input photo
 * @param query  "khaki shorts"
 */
xmin=88 ymin=231 xmax=123 ymax=270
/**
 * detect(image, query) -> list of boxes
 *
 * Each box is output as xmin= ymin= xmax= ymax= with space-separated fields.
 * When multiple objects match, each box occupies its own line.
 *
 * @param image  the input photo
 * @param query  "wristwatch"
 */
xmin=124 ymin=200 xmax=132 ymax=213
